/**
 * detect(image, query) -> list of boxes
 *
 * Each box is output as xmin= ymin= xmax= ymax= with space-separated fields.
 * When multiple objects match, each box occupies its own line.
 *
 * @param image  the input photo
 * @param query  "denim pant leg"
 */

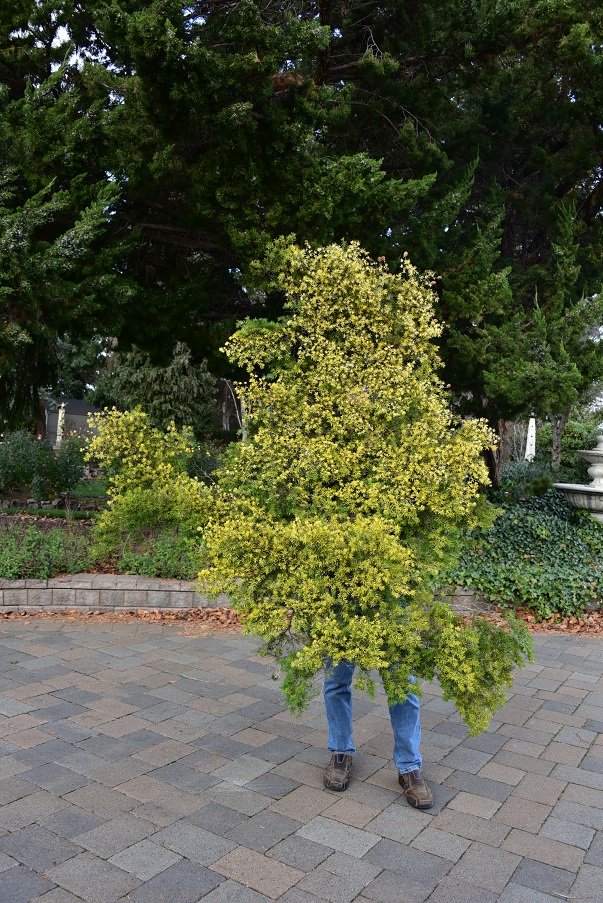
xmin=323 ymin=659 xmax=356 ymax=755
xmin=389 ymin=682 xmax=422 ymax=774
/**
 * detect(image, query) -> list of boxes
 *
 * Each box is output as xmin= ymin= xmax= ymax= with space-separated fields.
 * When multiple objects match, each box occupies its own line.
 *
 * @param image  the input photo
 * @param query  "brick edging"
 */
xmin=0 ymin=574 xmax=228 ymax=613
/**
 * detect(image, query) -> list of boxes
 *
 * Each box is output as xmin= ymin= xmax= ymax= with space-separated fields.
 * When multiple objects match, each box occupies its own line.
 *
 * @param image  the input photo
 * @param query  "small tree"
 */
xmin=202 ymin=243 xmax=532 ymax=735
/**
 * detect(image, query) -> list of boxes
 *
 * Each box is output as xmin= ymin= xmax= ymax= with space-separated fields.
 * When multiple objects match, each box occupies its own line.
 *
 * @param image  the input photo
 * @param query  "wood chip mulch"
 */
xmin=0 ymin=606 xmax=241 ymax=636
xmin=1 ymin=605 xmax=602 ymax=637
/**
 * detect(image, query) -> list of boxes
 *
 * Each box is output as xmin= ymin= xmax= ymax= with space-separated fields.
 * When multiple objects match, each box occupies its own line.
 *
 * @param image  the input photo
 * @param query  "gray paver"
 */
xmin=0 ymin=824 xmax=83 ymax=872
xmin=128 ymin=860 xmax=224 ymax=903
xmin=511 ymin=858 xmax=575 ymax=896
xmin=108 ymin=839 xmax=182 ymax=880
xmin=45 ymin=852 xmax=140 ymax=903
xmin=1 ymin=620 xmax=602 ymax=903
xmin=0 ymin=864 xmax=56 ymax=903
xmin=296 ymin=815 xmax=380 ymax=857
xmin=152 ymin=820 xmax=237 ymax=865
xmin=294 ymin=851 xmax=381 ymax=903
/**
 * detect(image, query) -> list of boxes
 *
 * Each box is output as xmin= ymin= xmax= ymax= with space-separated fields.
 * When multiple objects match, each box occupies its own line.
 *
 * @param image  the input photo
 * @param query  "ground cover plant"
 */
xmin=445 ymin=489 xmax=603 ymax=620
xmin=201 ymin=241 xmax=533 ymax=735
xmin=0 ymin=521 xmax=92 ymax=579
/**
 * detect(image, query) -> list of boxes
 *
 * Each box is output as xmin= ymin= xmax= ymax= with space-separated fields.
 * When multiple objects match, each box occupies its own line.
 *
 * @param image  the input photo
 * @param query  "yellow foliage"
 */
xmin=200 ymin=243 xmax=531 ymax=729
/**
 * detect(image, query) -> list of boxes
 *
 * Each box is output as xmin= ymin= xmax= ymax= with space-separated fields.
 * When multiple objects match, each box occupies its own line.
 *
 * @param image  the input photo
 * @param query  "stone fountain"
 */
xmin=554 ymin=433 xmax=603 ymax=524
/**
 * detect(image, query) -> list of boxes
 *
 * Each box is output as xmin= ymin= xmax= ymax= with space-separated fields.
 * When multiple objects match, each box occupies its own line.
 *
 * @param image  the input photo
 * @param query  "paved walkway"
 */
xmin=0 ymin=622 xmax=601 ymax=903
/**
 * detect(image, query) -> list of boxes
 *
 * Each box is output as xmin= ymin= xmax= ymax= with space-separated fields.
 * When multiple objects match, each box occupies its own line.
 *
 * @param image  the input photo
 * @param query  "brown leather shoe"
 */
xmin=398 ymin=768 xmax=433 ymax=809
xmin=324 ymin=753 xmax=353 ymax=791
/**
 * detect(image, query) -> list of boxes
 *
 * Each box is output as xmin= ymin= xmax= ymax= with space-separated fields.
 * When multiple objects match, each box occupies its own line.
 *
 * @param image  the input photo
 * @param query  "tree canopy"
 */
xmin=1 ymin=1 xmax=602 ymax=443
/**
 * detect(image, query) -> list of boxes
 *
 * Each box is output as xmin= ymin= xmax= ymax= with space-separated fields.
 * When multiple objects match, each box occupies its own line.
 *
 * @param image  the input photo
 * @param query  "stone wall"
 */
xmin=0 ymin=575 xmax=227 ymax=613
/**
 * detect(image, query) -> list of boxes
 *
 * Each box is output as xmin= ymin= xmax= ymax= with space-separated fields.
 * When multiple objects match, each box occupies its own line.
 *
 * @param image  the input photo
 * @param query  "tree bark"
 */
xmin=483 ymin=419 xmax=511 ymax=488
xmin=548 ymin=407 xmax=571 ymax=472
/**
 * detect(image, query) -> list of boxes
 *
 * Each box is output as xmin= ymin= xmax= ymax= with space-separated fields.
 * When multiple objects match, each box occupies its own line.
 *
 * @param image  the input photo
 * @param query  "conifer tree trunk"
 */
xmin=549 ymin=408 xmax=571 ymax=472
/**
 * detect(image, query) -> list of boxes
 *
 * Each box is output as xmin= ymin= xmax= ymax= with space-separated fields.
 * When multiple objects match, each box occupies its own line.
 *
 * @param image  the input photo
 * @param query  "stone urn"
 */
xmin=554 ymin=434 xmax=603 ymax=524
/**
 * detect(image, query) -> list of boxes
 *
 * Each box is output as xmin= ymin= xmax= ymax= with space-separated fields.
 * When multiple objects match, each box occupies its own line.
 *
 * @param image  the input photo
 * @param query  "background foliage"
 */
xmin=2 ymin=1 xmax=603 ymax=465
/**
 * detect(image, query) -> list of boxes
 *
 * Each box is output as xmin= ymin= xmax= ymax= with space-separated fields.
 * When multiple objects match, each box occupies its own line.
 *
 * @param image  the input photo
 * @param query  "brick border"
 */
xmin=0 ymin=575 xmax=228 ymax=613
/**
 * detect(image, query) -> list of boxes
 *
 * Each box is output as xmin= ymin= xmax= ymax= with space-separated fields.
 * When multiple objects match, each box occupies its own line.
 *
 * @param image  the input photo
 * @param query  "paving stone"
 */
xmin=550 ymin=762 xmax=603 ymax=790
xmin=267 ymin=834 xmax=333 ymax=871
xmin=449 ymin=841 xmax=521 ymax=893
xmin=410 ymin=826 xmax=471 ymax=861
xmin=108 ymin=839 xmax=182 ymax=880
xmin=187 ymin=802 xmax=248 ymax=835
xmin=152 ymin=820 xmax=237 ymax=865
xmin=205 ymin=784 xmax=273 ymax=816
xmin=423 ymin=878 xmax=498 ymax=903
xmin=0 ymin=864 xmax=56 ymax=903
xmin=497 ymin=881 xmax=571 ymax=902
xmin=0 ymin=789 xmax=68 ymax=829
xmin=361 ymin=868 xmax=434 ymax=903
xmin=365 ymin=805 xmax=431 ymax=844
xmin=447 ymin=791 xmax=502 ymax=819
xmin=513 ymin=773 xmax=567 ymax=806
xmin=501 ymin=828 xmax=585 ymax=871
xmin=294 ymin=851 xmax=381 ymax=903
xmin=511 ymin=858 xmax=575 ymax=896
xmin=128 ymin=860 xmax=224 ymax=903
xmin=270 ymin=786 xmax=334 ymax=822
xmin=584 ymin=829 xmax=603 ymax=865
xmin=539 ymin=815 xmax=595 ymax=849
xmin=211 ymin=754 xmax=276 ymax=786
xmin=245 ymin=772 xmax=300 ymax=799
xmin=21 ymin=763 xmax=91 ymax=795
xmin=493 ymin=750 xmax=554 ymax=776
xmin=431 ymin=809 xmax=510 ymax=846
xmin=39 ymin=804 xmax=106 ymax=839
xmin=446 ymin=770 xmax=514 ymax=802
xmin=226 ymin=810 xmax=301 ymax=852
xmin=201 ymin=878 xmax=271 ymax=903
xmin=296 ymin=815 xmax=380 ymax=858
xmin=0 ymin=824 xmax=84 ymax=873
xmin=211 ymin=846 xmax=304 ymax=899
xmin=74 ymin=813 xmax=156 ymax=858
xmin=364 ymin=837 xmax=451 ymax=884
xmin=45 ymin=852 xmax=140 ymax=903
xmin=28 ymin=890 xmax=84 ymax=903
xmin=0 ymin=851 xmax=17 ymax=873
xmin=477 ymin=762 xmax=525 ymax=786
xmin=569 ymin=864 xmax=603 ymax=902
xmin=494 ymin=797 xmax=553 ymax=832
xmin=551 ymin=799 xmax=603 ymax=831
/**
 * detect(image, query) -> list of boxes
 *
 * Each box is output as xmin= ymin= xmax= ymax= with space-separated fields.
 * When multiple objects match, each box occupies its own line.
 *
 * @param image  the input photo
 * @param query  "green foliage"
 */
xmin=0 ymin=523 xmax=92 ymax=579
xmin=0 ymin=431 xmax=85 ymax=498
xmin=536 ymin=416 xmax=601 ymax=483
xmin=202 ymin=242 xmax=532 ymax=734
xmin=92 ymin=343 xmax=219 ymax=436
xmin=446 ymin=491 xmax=603 ymax=620
xmin=91 ymin=481 xmax=210 ymax=562
xmin=116 ymin=533 xmax=199 ymax=580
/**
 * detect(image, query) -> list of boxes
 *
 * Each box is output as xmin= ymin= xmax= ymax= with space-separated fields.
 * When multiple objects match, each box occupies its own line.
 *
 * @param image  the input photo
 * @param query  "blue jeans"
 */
xmin=323 ymin=659 xmax=422 ymax=774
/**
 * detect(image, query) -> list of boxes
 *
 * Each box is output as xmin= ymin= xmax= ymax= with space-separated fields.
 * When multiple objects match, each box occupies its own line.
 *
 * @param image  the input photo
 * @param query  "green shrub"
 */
xmin=0 ymin=523 xmax=93 ymax=579
xmin=495 ymin=461 xmax=554 ymax=501
xmin=0 ymin=432 xmax=85 ymax=499
xmin=116 ymin=532 xmax=199 ymax=579
xmin=91 ymin=478 xmax=210 ymax=562
xmin=536 ymin=417 xmax=601 ymax=483
xmin=445 ymin=490 xmax=603 ymax=619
